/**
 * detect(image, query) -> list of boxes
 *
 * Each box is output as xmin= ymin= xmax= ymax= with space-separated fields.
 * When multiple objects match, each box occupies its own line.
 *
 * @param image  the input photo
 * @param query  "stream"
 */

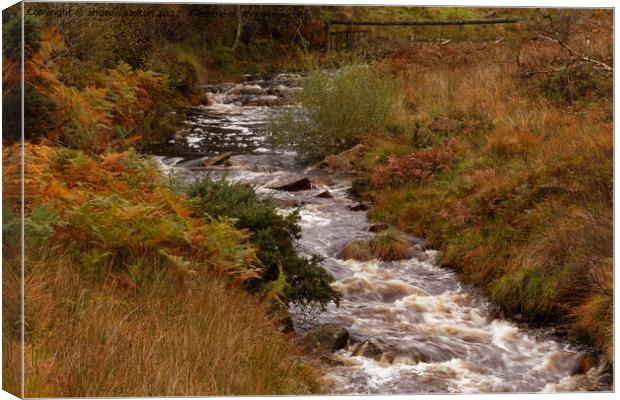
xmin=147 ymin=73 xmax=609 ymax=394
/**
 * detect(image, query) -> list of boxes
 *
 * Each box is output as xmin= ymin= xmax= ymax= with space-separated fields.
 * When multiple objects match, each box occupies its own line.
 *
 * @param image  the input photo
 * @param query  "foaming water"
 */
xmin=147 ymin=74 xmax=607 ymax=394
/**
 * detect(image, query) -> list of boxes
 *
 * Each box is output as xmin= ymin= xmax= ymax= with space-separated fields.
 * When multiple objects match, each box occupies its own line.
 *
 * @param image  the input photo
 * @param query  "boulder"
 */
xmin=319 ymin=354 xmax=346 ymax=367
xmin=231 ymin=84 xmax=264 ymax=95
xmin=413 ymin=238 xmax=431 ymax=251
xmin=348 ymin=203 xmax=369 ymax=212
xmin=204 ymin=152 xmax=232 ymax=167
xmin=303 ymin=323 xmax=349 ymax=354
xmin=321 ymin=144 xmax=367 ymax=172
xmin=368 ymin=223 xmax=389 ymax=233
xmin=340 ymin=240 xmax=373 ymax=261
xmin=269 ymin=177 xmax=311 ymax=192
xmin=571 ymin=352 xmax=598 ymax=376
xmin=242 ymin=95 xmax=281 ymax=107
xmin=351 ymin=340 xmax=383 ymax=361
xmin=316 ymin=190 xmax=333 ymax=199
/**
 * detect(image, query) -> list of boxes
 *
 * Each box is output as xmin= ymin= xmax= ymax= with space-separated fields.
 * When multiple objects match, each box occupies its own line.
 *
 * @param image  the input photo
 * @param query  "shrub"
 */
xmin=368 ymin=139 xmax=459 ymax=188
xmin=268 ymin=66 xmax=399 ymax=163
xmin=4 ymin=144 xmax=261 ymax=283
xmin=346 ymin=178 xmax=373 ymax=201
xmin=186 ymin=177 xmax=339 ymax=308
xmin=539 ymin=64 xmax=612 ymax=104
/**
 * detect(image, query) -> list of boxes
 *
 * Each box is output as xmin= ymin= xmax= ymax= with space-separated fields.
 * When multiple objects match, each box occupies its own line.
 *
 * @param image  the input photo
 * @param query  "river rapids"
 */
xmin=147 ymin=73 xmax=610 ymax=394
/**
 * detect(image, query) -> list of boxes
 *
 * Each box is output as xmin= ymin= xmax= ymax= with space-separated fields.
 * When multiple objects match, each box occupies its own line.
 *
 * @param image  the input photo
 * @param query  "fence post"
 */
xmin=325 ymin=22 xmax=331 ymax=52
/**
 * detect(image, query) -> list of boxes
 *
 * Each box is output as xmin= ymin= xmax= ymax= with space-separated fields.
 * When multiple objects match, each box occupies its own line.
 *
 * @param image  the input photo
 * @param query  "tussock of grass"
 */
xmin=340 ymin=231 xmax=411 ymax=262
xmin=6 ymin=250 xmax=319 ymax=397
xmin=340 ymin=240 xmax=373 ymax=261
xmin=369 ymin=230 xmax=411 ymax=262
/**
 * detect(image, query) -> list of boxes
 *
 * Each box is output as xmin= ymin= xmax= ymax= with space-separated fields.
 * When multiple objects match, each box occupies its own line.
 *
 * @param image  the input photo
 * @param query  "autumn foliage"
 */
xmin=2 ymin=144 xmax=320 ymax=395
xmin=3 ymin=18 xmax=188 ymax=152
xmin=4 ymin=143 xmax=264 ymax=282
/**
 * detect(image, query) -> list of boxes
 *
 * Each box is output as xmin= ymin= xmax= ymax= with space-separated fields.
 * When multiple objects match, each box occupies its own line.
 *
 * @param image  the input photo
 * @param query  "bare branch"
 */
xmin=537 ymin=34 xmax=612 ymax=72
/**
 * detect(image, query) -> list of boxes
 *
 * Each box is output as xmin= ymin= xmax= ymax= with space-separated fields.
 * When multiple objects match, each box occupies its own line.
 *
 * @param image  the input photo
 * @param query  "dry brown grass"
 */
xmin=2 ymin=252 xmax=23 ymax=397
xmin=364 ymin=11 xmax=612 ymax=360
xmin=10 ymin=249 xmax=319 ymax=397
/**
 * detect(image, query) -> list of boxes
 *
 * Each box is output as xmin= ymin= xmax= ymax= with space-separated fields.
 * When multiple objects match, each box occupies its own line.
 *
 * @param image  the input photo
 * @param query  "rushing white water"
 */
xmin=148 ymin=74 xmax=609 ymax=394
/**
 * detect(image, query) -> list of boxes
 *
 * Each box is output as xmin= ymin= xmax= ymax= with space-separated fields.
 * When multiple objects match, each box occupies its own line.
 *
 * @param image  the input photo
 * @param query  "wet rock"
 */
xmin=351 ymin=340 xmax=383 ymax=361
xmin=269 ymin=177 xmax=311 ymax=192
xmin=231 ymin=84 xmax=264 ymax=95
xmin=316 ymin=190 xmax=333 ymax=198
xmin=242 ymin=95 xmax=281 ymax=107
xmin=320 ymin=354 xmax=346 ymax=367
xmin=339 ymin=240 xmax=373 ymax=261
xmin=348 ymin=203 xmax=369 ymax=211
xmin=409 ymin=348 xmax=432 ymax=364
xmin=380 ymin=349 xmax=431 ymax=365
xmin=571 ymin=352 xmax=598 ymax=376
xmin=204 ymin=151 xmax=232 ymax=166
xmin=310 ymin=176 xmax=335 ymax=187
xmin=414 ymin=238 xmax=431 ymax=251
xmin=380 ymin=352 xmax=397 ymax=364
xmin=277 ymin=315 xmax=295 ymax=334
xmin=411 ymin=250 xmax=430 ymax=262
xmin=303 ymin=323 xmax=349 ymax=354
xmin=321 ymin=144 xmax=367 ymax=172
xmin=316 ymin=373 xmax=339 ymax=388
xmin=368 ymin=223 xmax=389 ymax=233
xmin=271 ymin=198 xmax=304 ymax=208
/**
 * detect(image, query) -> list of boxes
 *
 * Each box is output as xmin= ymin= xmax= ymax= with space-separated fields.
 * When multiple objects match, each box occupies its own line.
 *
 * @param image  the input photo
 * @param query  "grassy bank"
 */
xmin=271 ymin=10 xmax=613 ymax=361
xmin=3 ymin=6 xmax=349 ymax=396
xmin=2 ymin=144 xmax=323 ymax=396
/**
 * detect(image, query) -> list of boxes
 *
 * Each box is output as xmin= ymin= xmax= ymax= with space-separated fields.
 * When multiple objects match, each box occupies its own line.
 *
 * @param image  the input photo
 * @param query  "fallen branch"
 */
xmin=520 ymin=60 xmax=581 ymax=78
xmin=521 ymin=65 xmax=569 ymax=78
xmin=537 ymin=34 xmax=612 ymax=72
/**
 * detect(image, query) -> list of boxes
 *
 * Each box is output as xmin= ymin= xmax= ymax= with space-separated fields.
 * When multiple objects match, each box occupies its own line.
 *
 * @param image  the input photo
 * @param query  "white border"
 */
xmin=0 ymin=1 xmax=615 ymax=400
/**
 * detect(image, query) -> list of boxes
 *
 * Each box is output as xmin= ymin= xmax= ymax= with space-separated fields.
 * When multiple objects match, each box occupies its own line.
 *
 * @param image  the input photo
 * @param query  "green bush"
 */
xmin=268 ymin=66 xmax=399 ymax=163
xmin=186 ymin=177 xmax=339 ymax=308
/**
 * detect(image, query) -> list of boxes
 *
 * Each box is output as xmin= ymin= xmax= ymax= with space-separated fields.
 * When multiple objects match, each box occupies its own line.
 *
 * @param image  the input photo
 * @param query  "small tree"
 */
xmin=268 ymin=66 xmax=399 ymax=163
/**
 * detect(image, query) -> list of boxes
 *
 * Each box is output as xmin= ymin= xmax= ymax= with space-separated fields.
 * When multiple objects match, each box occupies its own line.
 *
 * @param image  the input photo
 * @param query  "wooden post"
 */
xmin=325 ymin=22 xmax=331 ymax=52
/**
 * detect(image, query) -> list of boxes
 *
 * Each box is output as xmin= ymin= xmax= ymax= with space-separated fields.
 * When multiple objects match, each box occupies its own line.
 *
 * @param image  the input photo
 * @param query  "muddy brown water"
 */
xmin=146 ymin=73 xmax=610 ymax=394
